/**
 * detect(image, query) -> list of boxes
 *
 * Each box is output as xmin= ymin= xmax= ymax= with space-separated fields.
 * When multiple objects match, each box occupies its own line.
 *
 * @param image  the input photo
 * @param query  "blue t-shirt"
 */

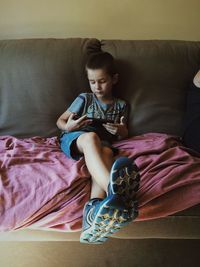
xmin=67 ymin=93 xmax=129 ymax=142
xmin=68 ymin=93 xmax=128 ymax=122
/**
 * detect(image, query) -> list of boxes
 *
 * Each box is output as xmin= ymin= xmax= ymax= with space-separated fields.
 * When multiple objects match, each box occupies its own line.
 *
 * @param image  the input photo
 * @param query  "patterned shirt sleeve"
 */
xmin=67 ymin=93 xmax=85 ymax=116
xmin=122 ymin=102 xmax=129 ymax=124
xmin=117 ymin=100 xmax=129 ymax=124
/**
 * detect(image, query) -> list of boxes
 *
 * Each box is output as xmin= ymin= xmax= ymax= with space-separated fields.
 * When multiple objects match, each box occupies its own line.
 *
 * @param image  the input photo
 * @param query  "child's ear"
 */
xmin=112 ymin=73 xmax=119 ymax=84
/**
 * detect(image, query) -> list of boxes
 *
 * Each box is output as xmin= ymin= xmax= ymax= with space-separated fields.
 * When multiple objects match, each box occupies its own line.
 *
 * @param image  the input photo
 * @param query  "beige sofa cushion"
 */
xmin=0 ymin=38 xmax=100 ymax=138
xmin=101 ymin=40 xmax=200 ymax=136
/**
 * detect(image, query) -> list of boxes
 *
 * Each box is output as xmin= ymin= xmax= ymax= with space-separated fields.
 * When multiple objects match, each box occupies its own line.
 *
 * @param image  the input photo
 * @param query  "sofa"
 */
xmin=0 ymin=38 xmax=200 ymax=245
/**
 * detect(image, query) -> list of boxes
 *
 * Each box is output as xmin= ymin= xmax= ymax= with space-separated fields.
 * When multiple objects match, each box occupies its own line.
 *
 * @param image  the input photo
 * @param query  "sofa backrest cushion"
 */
xmin=101 ymin=40 xmax=200 ymax=136
xmin=0 ymin=38 xmax=100 ymax=137
xmin=0 ymin=39 xmax=200 ymax=138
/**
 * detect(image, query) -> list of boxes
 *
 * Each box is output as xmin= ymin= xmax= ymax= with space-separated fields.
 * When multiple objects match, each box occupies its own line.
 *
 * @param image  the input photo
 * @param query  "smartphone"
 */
xmin=90 ymin=118 xmax=114 ymax=126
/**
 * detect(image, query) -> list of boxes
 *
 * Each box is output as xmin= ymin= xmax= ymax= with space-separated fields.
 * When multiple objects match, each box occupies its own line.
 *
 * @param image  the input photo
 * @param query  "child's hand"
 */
xmin=103 ymin=116 xmax=128 ymax=139
xmin=65 ymin=113 xmax=92 ymax=132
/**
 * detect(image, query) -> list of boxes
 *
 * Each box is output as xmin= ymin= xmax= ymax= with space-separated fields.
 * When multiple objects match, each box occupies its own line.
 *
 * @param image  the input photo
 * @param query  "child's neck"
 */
xmin=95 ymin=94 xmax=114 ymax=104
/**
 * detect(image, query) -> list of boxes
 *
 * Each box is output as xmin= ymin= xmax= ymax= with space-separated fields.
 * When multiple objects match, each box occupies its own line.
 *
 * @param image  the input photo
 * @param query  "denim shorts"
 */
xmin=60 ymin=131 xmax=118 ymax=160
xmin=60 ymin=131 xmax=86 ymax=160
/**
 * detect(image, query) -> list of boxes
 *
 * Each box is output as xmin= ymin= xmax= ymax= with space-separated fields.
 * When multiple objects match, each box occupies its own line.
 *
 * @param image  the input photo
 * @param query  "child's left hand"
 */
xmin=103 ymin=116 xmax=128 ymax=139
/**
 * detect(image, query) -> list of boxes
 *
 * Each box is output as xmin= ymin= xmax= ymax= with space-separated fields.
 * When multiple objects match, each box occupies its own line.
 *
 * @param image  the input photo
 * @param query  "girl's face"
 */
xmin=87 ymin=68 xmax=118 ymax=101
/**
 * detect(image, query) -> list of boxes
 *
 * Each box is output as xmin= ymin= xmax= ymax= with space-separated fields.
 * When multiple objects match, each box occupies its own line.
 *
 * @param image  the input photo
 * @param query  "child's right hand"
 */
xmin=64 ymin=113 xmax=92 ymax=132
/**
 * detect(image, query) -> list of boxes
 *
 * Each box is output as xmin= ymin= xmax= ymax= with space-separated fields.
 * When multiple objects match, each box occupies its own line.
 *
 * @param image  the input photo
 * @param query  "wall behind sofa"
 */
xmin=0 ymin=0 xmax=200 ymax=40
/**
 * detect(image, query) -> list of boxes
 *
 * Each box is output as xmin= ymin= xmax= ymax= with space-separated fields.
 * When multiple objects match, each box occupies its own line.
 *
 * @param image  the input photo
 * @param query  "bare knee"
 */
xmin=79 ymin=132 xmax=100 ymax=144
xmin=77 ymin=132 xmax=100 ymax=151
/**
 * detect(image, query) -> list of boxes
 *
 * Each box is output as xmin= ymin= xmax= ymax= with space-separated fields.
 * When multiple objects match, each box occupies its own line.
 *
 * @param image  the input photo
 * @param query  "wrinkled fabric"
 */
xmin=0 ymin=133 xmax=200 ymax=232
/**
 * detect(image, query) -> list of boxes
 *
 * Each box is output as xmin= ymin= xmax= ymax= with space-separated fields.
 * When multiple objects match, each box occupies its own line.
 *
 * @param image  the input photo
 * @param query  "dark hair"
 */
xmin=85 ymin=52 xmax=117 ymax=76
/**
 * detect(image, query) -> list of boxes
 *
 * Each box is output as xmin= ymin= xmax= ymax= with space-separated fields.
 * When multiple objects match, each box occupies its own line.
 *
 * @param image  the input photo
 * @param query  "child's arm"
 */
xmin=56 ymin=111 xmax=91 ymax=132
xmin=194 ymin=70 xmax=200 ymax=88
xmin=103 ymin=116 xmax=128 ymax=140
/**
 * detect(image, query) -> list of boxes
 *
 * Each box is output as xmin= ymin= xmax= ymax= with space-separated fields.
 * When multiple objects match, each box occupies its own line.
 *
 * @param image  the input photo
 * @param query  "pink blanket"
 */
xmin=0 ymin=133 xmax=200 ymax=232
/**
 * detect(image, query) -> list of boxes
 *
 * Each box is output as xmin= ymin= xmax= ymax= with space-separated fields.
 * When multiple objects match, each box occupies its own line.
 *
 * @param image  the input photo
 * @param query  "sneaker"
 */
xmin=80 ymin=196 xmax=132 ymax=244
xmin=108 ymin=156 xmax=140 ymax=219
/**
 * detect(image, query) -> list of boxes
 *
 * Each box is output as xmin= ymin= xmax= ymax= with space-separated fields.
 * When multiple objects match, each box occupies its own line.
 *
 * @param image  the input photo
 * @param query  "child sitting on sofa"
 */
xmin=56 ymin=52 xmax=140 ymax=244
xmin=183 ymin=69 xmax=200 ymax=153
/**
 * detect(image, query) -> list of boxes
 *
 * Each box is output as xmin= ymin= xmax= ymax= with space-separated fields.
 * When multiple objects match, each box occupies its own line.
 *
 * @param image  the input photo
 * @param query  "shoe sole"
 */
xmin=109 ymin=157 xmax=140 ymax=211
xmin=80 ymin=195 xmax=132 ymax=244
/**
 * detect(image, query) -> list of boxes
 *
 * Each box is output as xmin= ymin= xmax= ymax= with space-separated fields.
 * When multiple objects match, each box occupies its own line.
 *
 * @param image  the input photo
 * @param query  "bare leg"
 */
xmin=90 ymin=179 xmax=105 ymax=199
xmin=90 ymin=146 xmax=115 ymax=199
xmin=76 ymin=132 xmax=114 ymax=198
xmin=79 ymin=133 xmax=140 ymax=244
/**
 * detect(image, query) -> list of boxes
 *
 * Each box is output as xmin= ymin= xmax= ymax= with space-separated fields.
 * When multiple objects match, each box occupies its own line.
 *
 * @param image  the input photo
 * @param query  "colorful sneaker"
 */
xmin=108 ymin=156 xmax=140 ymax=219
xmin=80 ymin=196 xmax=132 ymax=244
